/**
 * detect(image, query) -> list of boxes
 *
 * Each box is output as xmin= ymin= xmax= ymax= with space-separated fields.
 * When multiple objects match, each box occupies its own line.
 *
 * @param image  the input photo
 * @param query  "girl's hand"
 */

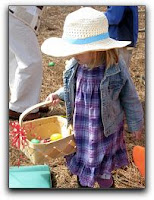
xmin=132 ymin=129 xmax=142 ymax=140
xmin=45 ymin=93 xmax=60 ymax=106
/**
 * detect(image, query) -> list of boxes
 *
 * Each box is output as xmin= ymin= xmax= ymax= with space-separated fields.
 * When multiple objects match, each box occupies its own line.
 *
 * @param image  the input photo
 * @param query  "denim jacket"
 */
xmin=55 ymin=58 xmax=143 ymax=137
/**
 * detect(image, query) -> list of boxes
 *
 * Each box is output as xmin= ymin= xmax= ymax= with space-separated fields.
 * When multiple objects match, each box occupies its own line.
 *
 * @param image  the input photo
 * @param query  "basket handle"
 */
xmin=19 ymin=101 xmax=52 ymax=127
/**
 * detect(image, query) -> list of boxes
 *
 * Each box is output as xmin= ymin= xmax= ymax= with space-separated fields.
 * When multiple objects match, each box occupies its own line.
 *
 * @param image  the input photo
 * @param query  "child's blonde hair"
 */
xmin=89 ymin=49 xmax=119 ymax=69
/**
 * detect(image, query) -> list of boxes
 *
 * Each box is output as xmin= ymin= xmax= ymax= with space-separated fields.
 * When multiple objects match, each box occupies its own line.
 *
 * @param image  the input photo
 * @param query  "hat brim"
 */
xmin=41 ymin=37 xmax=131 ymax=57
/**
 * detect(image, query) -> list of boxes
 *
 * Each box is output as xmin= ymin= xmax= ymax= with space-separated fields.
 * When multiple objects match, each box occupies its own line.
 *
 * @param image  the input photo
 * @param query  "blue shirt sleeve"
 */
xmin=105 ymin=6 xmax=125 ymax=25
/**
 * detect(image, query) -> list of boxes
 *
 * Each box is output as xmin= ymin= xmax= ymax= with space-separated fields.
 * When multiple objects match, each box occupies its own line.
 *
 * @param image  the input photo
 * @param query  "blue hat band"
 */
xmin=64 ymin=32 xmax=109 ymax=44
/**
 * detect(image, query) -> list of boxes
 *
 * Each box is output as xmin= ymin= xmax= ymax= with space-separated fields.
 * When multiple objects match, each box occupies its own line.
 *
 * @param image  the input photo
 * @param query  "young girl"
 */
xmin=41 ymin=7 xmax=143 ymax=188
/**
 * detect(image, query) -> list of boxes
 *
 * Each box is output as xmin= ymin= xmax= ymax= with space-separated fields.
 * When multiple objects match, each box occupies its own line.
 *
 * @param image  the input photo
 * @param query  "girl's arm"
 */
xmin=132 ymin=129 xmax=142 ymax=140
xmin=119 ymin=63 xmax=144 ymax=135
xmin=45 ymin=87 xmax=64 ymax=106
xmin=54 ymin=87 xmax=65 ymax=101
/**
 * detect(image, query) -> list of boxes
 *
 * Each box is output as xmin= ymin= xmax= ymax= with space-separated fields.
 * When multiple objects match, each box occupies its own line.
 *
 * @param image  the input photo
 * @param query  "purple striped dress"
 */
xmin=65 ymin=64 xmax=128 ymax=187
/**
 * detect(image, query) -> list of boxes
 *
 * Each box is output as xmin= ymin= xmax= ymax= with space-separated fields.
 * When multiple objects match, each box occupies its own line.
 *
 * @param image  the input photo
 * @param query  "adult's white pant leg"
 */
xmin=9 ymin=49 xmax=18 ymax=91
xmin=9 ymin=14 xmax=42 ymax=113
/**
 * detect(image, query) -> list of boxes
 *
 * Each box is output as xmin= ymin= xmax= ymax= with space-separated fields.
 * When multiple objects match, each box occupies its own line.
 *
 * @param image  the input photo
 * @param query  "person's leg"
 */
xmin=9 ymin=13 xmax=42 ymax=114
xmin=96 ymin=176 xmax=114 ymax=189
xmin=9 ymin=49 xmax=18 ymax=92
xmin=77 ymin=175 xmax=114 ymax=189
xmin=119 ymin=47 xmax=133 ymax=68
xmin=77 ymin=176 xmax=92 ymax=188
xmin=127 ymin=48 xmax=133 ymax=68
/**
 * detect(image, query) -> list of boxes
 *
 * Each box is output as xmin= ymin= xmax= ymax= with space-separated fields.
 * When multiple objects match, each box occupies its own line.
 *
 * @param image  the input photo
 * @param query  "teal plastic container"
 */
xmin=9 ymin=165 xmax=52 ymax=188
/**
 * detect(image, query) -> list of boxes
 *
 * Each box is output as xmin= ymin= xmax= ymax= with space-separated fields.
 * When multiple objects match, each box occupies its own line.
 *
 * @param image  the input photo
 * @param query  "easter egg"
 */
xmin=40 ymin=138 xmax=50 ymax=143
xmin=48 ymin=62 xmax=55 ymax=67
xmin=40 ymin=139 xmax=46 ymax=144
xmin=31 ymin=139 xmax=40 ymax=144
xmin=50 ymin=133 xmax=62 ymax=141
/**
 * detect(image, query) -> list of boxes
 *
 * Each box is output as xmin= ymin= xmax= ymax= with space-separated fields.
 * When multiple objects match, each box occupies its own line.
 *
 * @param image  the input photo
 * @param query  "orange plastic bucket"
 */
xmin=133 ymin=146 xmax=145 ymax=177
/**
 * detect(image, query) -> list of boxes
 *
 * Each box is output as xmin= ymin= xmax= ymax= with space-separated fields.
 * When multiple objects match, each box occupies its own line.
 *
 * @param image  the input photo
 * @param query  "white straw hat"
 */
xmin=41 ymin=7 xmax=131 ymax=57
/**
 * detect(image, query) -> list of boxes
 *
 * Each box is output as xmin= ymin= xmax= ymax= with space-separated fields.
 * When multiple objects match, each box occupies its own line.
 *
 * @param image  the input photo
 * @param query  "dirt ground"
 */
xmin=9 ymin=6 xmax=145 ymax=189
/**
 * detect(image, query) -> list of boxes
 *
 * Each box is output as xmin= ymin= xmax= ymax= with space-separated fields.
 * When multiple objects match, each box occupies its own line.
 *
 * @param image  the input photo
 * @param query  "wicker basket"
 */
xmin=19 ymin=101 xmax=76 ymax=164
